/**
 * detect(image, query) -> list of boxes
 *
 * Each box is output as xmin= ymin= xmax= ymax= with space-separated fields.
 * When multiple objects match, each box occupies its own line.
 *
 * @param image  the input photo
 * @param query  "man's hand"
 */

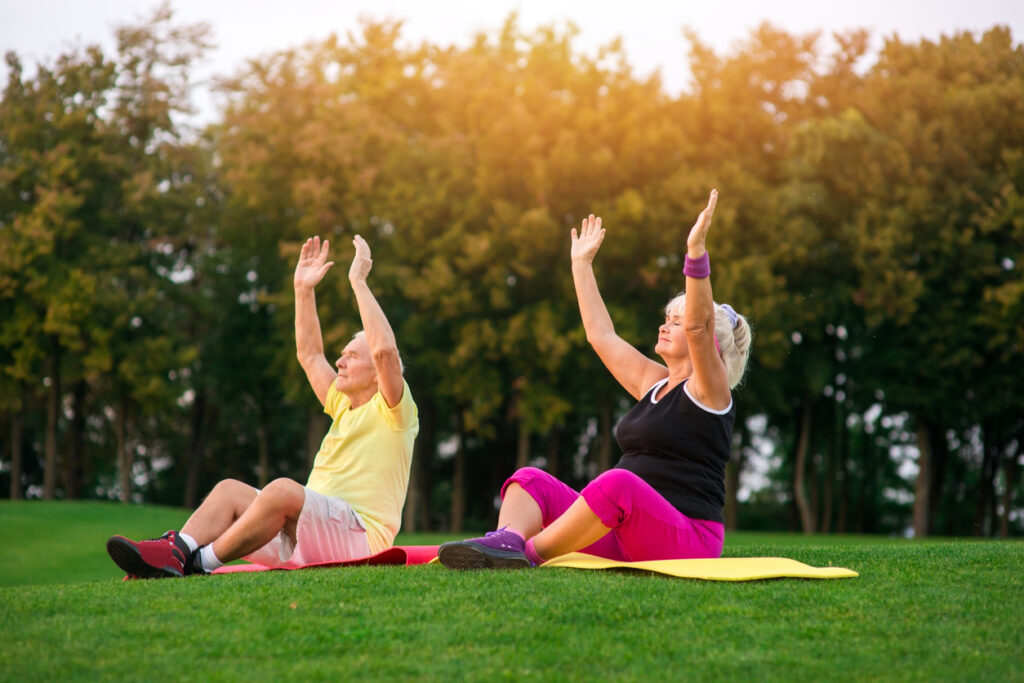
xmin=294 ymin=236 xmax=336 ymax=407
xmin=294 ymin=237 xmax=334 ymax=291
xmin=347 ymin=233 xmax=404 ymax=408
xmin=349 ymin=235 xmax=372 ymax=283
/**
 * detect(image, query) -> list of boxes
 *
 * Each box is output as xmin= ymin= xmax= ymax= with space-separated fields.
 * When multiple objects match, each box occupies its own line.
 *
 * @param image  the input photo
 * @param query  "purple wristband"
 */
xmin=684 ymin=252 xmax=710 ymax=278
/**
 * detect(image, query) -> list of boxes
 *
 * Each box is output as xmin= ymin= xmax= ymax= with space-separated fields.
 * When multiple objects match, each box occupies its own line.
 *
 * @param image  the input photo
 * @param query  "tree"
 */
xmin=0 ymin=3 xmax=211 ymax=501
xmin=840 ymin=28 xmax=1024 ymax=536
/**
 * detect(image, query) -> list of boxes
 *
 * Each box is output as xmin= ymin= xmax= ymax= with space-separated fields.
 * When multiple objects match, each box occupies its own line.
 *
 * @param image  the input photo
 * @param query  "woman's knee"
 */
xmin=583 ymin=469 xmax=647 ymax=524
xmin=591 ymin=468 xmax=643 ymax=491
xmin=507 ymin=466 xmax=560 ymax=488
xmin=513 ymin=466 xmax=546 ymax=479
xmin=502 ymin=467 xmax=553 ymax=499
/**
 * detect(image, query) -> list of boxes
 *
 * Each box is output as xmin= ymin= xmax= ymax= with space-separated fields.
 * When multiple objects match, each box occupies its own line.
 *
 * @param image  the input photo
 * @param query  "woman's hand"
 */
xmin=571 ymin=214 xmax=606 ymax=265
xmin=294 ymin=236 xmax=334 ymax=291
xmin=348 ymin=234 xmax=373 ymax=283
xmin=686 ymin=189 xmax=718 ymax=257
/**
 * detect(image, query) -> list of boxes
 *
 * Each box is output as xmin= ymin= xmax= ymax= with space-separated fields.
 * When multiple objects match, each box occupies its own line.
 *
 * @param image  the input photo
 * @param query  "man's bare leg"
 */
xmin=208 ymin=478 xmax=305 ymax=563
xmin=180 ymin=479 xmax=259 ymax=546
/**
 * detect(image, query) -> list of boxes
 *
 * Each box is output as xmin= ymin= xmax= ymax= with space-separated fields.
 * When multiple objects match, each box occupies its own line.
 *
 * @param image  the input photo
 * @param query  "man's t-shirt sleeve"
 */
xmin=375 ymin=380 xmax=416 ymax=431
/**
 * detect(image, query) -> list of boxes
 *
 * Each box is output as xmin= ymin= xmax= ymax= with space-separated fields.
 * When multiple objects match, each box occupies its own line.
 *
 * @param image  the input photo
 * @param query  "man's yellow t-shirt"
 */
xmin=305 ymin=379 xmax=418 ymax=553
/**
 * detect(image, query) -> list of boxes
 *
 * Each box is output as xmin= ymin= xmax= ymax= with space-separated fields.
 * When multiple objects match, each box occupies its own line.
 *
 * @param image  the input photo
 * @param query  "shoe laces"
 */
xmin=148 ymin=530 xmax=186 ymax=561
xmin=484 ymin=526 xmax=511 ymax=538
xmin=483 ymin=526 xmax=524 ymax=550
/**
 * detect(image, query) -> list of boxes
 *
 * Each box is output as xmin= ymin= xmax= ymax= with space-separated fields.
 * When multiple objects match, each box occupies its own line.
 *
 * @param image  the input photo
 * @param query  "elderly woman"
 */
xmin=439 ymin=190 xmax=752 ymax=569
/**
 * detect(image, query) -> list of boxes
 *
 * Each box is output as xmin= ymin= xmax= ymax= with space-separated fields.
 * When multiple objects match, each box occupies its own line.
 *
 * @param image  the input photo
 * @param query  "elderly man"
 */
xmin=107 ymin=235 xmax=418 ymax=578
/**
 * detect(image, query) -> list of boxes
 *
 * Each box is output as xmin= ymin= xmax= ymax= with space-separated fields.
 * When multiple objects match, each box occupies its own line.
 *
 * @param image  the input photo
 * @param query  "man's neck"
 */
xmin=345 ymin=385 xmax=378 ymax=409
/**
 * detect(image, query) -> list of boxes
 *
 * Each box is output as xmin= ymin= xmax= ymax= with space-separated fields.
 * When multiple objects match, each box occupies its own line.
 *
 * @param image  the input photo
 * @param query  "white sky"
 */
xmin=2 ymin=0 xmax=1022 ymax=125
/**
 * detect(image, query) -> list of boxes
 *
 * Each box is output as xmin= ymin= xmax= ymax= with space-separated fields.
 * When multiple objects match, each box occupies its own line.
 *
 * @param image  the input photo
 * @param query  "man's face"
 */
xmin=334 ymin=336 xmax=377 ymax=395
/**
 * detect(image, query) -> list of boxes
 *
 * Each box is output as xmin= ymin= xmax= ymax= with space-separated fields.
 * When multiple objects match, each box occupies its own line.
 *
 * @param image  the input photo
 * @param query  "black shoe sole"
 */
xmin=106 ymin=536 xmax=183 ymax=579
xmin=437 ymin=541 xmax=532 ymax=570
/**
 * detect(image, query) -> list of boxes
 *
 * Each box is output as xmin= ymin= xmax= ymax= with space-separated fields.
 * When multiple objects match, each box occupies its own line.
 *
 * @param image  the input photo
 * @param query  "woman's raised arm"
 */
xmin=683 ymin=190 xmax=731 ymax=410
xmin=571 ymin=214 xmax=666 ymax=400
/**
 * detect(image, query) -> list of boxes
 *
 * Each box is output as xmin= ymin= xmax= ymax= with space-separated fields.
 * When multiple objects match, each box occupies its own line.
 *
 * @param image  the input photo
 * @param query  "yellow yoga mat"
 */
xmin=541 ymin=552 xmax=858 ymax=581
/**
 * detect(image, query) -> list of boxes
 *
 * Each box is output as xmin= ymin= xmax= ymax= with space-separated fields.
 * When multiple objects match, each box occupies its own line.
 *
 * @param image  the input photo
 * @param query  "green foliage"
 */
xmin=1 ymin=14 xmax=1022 ymax=536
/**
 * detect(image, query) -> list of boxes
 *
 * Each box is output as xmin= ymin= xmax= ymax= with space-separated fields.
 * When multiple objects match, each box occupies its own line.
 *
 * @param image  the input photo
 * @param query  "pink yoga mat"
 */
xmin=212 ymin=545 xmax=439 ymax=574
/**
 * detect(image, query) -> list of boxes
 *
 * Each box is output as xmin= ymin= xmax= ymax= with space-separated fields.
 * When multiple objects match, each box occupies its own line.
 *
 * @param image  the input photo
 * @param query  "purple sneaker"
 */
xmin=438 ymin=526 xmax=533 ymax=570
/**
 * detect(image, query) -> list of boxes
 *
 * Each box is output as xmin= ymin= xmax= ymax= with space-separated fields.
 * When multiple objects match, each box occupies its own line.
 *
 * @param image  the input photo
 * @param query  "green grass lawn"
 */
xmin=1 ymin=501 xmax=1021 ymax=681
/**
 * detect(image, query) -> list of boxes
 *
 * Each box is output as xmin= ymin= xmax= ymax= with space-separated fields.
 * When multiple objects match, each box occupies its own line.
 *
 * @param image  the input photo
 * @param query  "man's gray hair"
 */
xmin=352 ymin=330 xmax=404 ymax=374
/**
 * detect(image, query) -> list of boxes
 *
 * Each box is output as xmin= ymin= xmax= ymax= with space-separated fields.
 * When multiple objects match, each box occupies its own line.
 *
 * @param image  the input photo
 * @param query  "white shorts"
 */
xmin=243 ymin=486 xmax=371 ymax=568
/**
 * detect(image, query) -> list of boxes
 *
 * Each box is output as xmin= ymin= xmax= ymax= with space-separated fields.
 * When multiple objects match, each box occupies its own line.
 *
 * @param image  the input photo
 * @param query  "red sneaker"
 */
xmin=106 ymin=530 xmax=190 ymax=579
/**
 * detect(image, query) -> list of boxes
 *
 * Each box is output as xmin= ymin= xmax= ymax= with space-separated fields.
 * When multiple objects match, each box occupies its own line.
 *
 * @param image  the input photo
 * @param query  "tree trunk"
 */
xmin=515 ymin=418 xmax=530 ymax=470
xmin=820 ymin=402 xmax=837 ymax=534
xmin=65 ymin=380 xmax=87 ymax=500
xmin=724 ymin=457 xmax=741 ymax=531
xmin=257 ymin=422 xmax=270 ymax=488
xmin=912 ymin=418 xmax=932 ymax=538
xmin=115 ymin=395 xmax=132 ymax=503
xmin=724 ymin=421 xmax=745 ymax=531
xmin=305 ymin=409 xmax=328 ymax=471
xmin=184 ymin=389 xmax=209 ymax=509
xmin=43 ymin=348 xmax=61 ymax=500
xmin=402 ymin=399 xmax=428 ymax=533
xmin=862 ymin=424 xmax=878 ymax=533
xmin=1000 ymin=439 xmax=1019 ymax=538
xmin=450 ymin=413 xmax=466 ymax=533
xmin=405 ymin=397 xmax=435 ymax=533
xmin=545 ymin=428 xmax=561 ymax=479
xmin=990 ymin=462 xmax=1000 ymax=538
xmin=808 ymin=430 xmax=820 ymax=533
xmin=836 ymin=410 xmax=850 ymax=533
xmin=973 ymin=420 xmax=997 ymax=537
xmin=985 ymin=422 xmax=1001 ymax=538
xmin=9 ymin=409 xmax=23 ymax=500
xmin=793 ymin=400 xmax=815 ymax=534
xmin=927 ymin=422 xmax=948 ymax=535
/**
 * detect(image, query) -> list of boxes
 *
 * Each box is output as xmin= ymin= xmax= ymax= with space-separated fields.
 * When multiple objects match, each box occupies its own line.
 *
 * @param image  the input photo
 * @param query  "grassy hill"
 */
xmin=1 ymin=501 xmax=1020 ymax=680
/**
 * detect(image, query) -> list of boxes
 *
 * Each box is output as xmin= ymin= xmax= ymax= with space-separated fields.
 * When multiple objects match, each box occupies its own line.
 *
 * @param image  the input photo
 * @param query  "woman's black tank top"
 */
xmin=614 ymin=378 xmax=736 ymax=523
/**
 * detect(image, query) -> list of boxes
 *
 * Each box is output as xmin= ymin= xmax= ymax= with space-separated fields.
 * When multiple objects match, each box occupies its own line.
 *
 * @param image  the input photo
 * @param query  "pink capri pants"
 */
xmin=502 ymin=467 xmax=724 ymax=561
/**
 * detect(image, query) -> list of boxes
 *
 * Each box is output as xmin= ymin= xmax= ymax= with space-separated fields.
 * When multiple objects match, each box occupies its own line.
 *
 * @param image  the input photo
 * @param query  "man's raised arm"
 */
xmin=294 ymin=237 xmax=338 ymax=406
xmin=348 ymin=235 xmax=404 ymax=408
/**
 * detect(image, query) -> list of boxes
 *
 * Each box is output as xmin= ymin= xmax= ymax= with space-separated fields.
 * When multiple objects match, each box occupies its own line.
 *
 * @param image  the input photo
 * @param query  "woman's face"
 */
xmin=655 ymin=311 xmax=689 ymax=359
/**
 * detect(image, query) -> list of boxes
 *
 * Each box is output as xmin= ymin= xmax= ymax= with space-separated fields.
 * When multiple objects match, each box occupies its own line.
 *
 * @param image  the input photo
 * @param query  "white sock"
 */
xmin=200 ymin=544 xmax=224 ymax=572
xmin=178 ymin=532 xmax=199 ymax=554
